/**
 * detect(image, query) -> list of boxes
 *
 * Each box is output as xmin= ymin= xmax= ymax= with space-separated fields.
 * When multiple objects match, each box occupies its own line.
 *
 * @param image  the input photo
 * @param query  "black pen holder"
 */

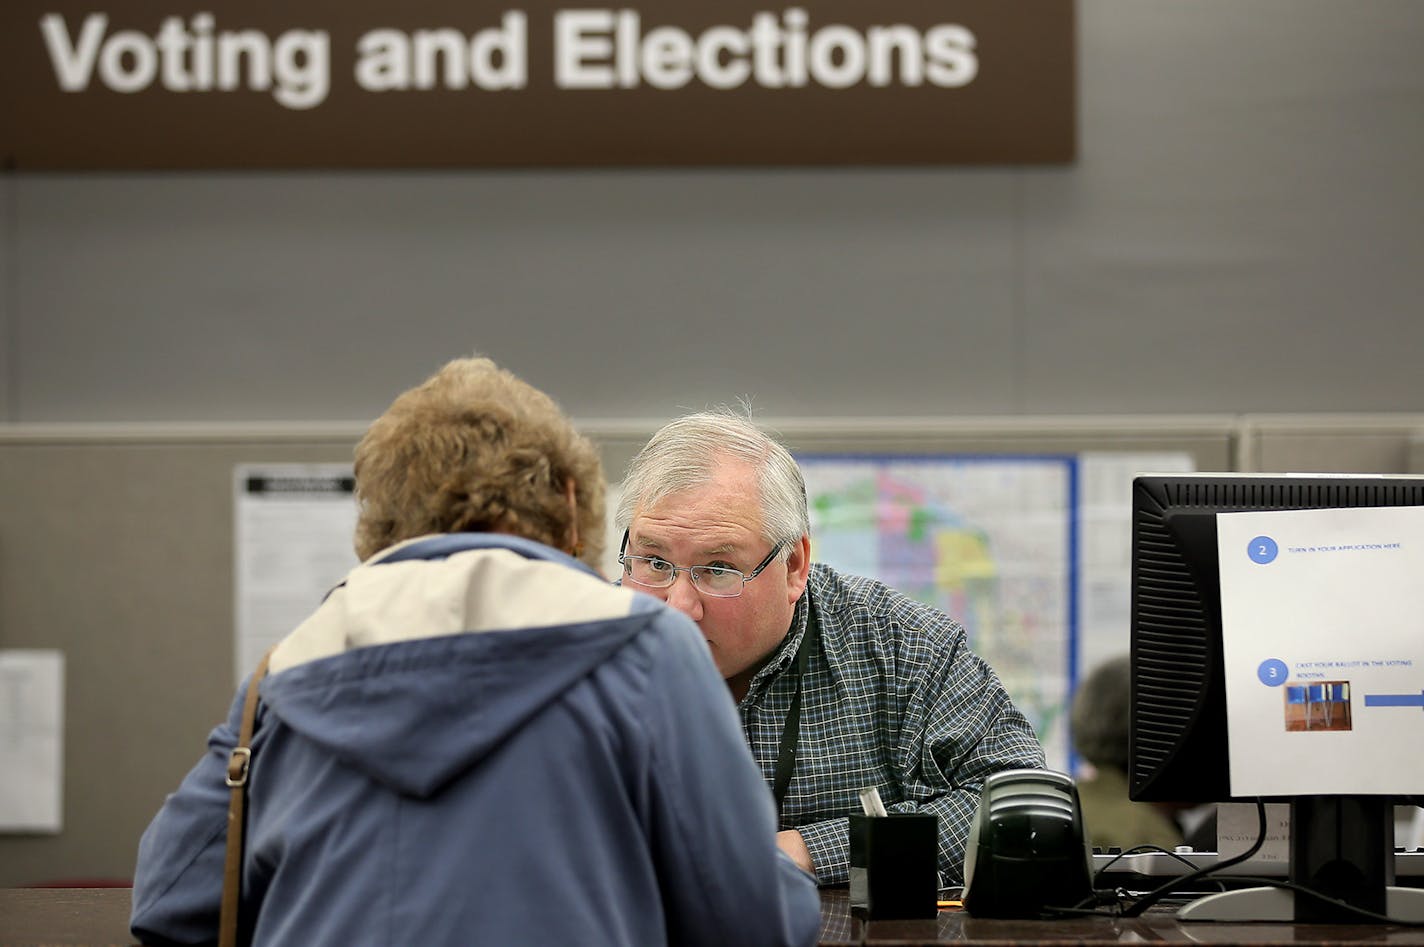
xmin=848 ymin=813 xmax=938 ymax=919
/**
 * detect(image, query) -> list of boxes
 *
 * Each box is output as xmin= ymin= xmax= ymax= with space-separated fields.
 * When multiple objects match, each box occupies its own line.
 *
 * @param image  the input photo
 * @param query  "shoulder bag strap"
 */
xmin=220 ymin=647 xmax=275 ymax=947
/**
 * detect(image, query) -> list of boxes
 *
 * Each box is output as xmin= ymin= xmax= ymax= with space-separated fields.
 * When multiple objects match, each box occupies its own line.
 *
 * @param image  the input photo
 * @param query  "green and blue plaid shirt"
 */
xmin=739 ymin=563 xmax=1045 ymax=885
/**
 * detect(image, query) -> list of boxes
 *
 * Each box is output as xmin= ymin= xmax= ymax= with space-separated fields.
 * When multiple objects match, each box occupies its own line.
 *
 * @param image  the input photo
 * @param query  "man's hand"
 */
xmin=776 ymin=829 xmax=814 ymax=875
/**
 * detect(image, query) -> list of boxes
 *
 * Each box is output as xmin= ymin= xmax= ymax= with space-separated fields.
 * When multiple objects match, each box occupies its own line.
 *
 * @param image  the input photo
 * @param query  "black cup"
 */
xmin=848 ymin=812 xmax=939 ymax=919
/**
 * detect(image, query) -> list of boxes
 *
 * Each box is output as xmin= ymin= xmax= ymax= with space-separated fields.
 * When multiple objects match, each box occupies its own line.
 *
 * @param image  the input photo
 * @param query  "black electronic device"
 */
xmin=848 ymin=812 xmax=939 ymax=919
xmin=962 ymin=768 xmax=1094 ymax=918
xmin=1129 ymin=473 xmax=1424 ymax=923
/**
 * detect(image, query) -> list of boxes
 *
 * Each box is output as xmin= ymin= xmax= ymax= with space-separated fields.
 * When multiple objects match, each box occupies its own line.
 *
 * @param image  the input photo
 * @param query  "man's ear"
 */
xmin=785 ymin=534 xmax=812 ymax=605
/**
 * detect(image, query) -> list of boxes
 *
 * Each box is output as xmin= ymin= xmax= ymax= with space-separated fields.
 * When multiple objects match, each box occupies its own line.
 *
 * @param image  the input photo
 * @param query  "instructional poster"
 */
xmin=234 ymin=465 xmax=359 ymax=686
xmin=1217 ymin=505 xmax=1424 ymax=796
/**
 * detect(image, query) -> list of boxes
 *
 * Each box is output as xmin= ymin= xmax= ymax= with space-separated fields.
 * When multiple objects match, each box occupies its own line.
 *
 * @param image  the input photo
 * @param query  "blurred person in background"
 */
xmin=1071 ymin=654 xmax=1186 ymax=852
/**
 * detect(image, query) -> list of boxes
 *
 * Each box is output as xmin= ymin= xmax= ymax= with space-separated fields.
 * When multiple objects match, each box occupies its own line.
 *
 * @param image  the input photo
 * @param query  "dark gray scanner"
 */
xmin=962 ymin=768 xmax=1095 ymax=918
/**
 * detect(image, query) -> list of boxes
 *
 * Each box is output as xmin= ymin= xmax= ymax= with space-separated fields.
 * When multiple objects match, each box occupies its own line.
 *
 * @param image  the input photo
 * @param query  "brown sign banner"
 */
xmin=0 ymin=1 xmax=1075 ymax=169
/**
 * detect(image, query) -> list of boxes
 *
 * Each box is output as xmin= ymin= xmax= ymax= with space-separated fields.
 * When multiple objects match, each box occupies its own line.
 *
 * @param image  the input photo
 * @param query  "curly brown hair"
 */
xmin=352 ymin=356 xmax=605 ymax=568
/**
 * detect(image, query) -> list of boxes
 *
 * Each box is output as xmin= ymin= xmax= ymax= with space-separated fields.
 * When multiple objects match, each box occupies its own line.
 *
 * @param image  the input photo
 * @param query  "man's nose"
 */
xmin=663 ymin=570 xmax=704 ymax=621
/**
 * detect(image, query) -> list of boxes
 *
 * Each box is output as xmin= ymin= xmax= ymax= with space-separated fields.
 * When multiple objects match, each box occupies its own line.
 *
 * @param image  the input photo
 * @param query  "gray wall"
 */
xmin=3 ymin=0 xmax=1423 ymax=423
xmin=4 ymin=0 xmax=1424 ymax=887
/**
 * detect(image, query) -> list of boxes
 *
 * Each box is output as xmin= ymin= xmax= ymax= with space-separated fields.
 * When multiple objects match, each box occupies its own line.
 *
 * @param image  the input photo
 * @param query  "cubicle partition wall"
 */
xmin=0 ymin=414 xmax=1420 ymax=886
xmin=0 ymin=431 xmax=358 ymax=887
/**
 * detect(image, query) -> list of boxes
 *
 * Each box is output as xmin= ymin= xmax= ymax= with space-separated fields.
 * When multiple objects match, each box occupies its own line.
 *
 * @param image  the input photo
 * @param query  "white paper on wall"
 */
xmin=0 ymin=649 xmax=64 ymax=833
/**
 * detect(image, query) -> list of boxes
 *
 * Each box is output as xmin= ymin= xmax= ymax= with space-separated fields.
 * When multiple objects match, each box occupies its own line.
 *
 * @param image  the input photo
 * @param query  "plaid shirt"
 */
xmin=738 ymin=563 xmax=1045 ymax=885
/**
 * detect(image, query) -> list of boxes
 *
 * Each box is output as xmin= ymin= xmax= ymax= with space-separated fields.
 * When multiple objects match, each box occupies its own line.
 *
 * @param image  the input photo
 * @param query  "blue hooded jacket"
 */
xmin=131 ymin=534 xmax=820 ymax=946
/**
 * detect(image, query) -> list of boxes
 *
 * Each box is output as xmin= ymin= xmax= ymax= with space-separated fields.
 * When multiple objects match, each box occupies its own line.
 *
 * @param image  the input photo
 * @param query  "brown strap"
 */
xmin=220 ymin=648 xmax=275 ymax=947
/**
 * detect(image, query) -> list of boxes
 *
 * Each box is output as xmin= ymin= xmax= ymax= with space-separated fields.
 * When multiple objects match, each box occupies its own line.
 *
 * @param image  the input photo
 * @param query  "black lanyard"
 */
xmin=771 ymin=605 xmax=818 ymax=822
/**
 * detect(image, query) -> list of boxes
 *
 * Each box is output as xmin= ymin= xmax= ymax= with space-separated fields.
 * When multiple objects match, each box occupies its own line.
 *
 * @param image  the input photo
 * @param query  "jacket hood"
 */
xmin=257 ymin=534 xmax=653 ymax=799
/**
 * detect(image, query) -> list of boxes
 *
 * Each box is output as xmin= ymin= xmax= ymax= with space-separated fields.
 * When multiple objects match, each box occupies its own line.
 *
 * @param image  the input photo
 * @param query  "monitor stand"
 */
xmin=1178 ymin=797 xmax=1424 ymax=923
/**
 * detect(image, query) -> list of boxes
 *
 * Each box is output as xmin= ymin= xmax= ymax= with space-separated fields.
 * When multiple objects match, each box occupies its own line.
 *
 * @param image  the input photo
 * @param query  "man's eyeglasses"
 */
xmin=618 ymin=530 xmax=784 ymax=598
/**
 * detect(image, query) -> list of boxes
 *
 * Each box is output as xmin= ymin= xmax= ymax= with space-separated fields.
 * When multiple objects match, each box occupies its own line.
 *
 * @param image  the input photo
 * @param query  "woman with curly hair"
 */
xmin=131 ymin=356 xmax=819 ymax=947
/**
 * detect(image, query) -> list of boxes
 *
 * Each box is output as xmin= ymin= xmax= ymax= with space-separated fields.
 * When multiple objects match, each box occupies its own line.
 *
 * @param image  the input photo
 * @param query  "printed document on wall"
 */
xmin=1077 ymin=451 xmax=1194 ymax=678
xmin=0 ymin=650 xmax=64 ymax=833
xmin=1217 ymin=505 xmax=1424 ymax=796
xmin=234 ymin=465 xmax=359 ymax=687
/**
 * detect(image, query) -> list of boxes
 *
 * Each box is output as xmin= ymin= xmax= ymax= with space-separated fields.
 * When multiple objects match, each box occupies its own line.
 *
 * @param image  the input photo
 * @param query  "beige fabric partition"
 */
xmin=3 ymin=415 xmax=1421 ymax=886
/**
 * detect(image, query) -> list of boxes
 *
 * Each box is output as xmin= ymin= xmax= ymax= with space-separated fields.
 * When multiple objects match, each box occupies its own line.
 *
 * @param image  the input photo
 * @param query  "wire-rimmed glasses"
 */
xmin=618 ymin=530 xmax=784 ymax=598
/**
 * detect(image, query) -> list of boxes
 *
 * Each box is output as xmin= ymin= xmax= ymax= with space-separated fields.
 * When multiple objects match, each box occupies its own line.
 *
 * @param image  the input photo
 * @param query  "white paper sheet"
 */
xmin=1216 ymin=802 xmax=1291 ymax=864
xmin=234 ymin=464 xmax=359 ymax=686
xmin=1077 ymin=452 xmax=1195 ymax=678
xmin=0 ymin=650 xmax=64 ymax=833
xmin=1217 ymin=505 xmax=1424 ymax=796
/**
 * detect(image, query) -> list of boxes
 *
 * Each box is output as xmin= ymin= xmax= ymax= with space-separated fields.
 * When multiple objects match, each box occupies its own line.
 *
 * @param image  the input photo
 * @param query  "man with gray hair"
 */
xmin=616 ymin=410 xmax=1044 ymax=886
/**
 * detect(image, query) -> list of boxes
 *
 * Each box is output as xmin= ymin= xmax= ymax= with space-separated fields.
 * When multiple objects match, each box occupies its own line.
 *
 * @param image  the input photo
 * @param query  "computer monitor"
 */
xmin=1128 ymin=473 xmax=1424 ymax=923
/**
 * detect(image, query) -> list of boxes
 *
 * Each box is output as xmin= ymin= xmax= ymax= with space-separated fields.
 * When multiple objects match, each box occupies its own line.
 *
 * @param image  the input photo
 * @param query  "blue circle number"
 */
xmin=1248 ymin=535 xmax=1279 ymax=564
xmin=1258 ymin=659 xmax=1288 ymax=686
